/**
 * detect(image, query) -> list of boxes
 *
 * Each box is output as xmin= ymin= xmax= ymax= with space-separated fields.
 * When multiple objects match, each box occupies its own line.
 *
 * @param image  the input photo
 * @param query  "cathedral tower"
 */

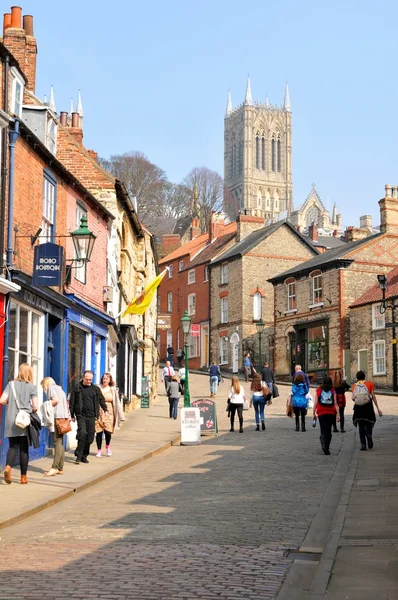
xmin=224 ymin=78 xmax=293 ymax=218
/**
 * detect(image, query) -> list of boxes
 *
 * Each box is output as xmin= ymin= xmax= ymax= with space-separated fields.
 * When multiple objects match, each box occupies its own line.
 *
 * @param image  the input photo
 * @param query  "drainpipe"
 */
xmin=0 ymin=55 xmax=9 ymax=276
xmin=2 ymin=120 xmax=20 ymax=388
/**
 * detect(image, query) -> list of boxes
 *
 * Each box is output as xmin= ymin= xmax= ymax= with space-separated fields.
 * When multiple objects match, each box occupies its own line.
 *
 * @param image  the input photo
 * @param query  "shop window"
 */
xmin=221 ymin=297 xmax=229 ymax=323
xmin=220 ymin=263 xmax=228 ymax=284
xmin=188 ymin=293 xmax=196 ymax=316
xmin=373 ymin=340 xmax=386 ymax=375
xmin=8 ymin=301 xmax=43 ymax=386
xmin=287 ymin=282 xmax=296 ymax=311
xmin=220 ymin=337 xmax=228 ymax=364
xmin=75 ymin=202 xmax=87 ymax=284
xmin=68 ymin=325 xmax=87 ymax=394
xmin=167 ymin=291 xmax=172 ymax=313
xmin=372 ymin=304 xmax=385 ymax=330
xmin=188 ymin=269 xmax=196 ymax=284
xmin=312 ymin=274 xmax=323 ymax=304
xmin=306 ymin=325 xmax=327 ymax=371
xmin=41 ymin=171 xmax=56 ymax=243
xmin=253 ymin=292 xmax=262 ymax=321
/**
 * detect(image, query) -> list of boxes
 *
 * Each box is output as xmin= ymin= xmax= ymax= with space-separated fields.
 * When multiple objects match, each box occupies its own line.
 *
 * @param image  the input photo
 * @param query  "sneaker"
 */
xmin=96 ymin=450 xmax=102 ymax=458
xmin=81 ymin=457 xmax=89 ymax=463
xmin=106 ymin=446 xmax=112 ymax=456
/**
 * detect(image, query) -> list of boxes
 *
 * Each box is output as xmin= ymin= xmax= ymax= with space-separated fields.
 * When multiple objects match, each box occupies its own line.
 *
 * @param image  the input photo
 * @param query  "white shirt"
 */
xmin=228 ymin=385 xmax=246 ymax=404
xmin=162 ymin=365 xmax=175 ymax=381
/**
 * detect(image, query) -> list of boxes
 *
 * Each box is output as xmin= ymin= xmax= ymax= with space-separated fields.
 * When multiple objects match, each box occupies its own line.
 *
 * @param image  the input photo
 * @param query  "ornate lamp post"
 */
xmin=181 ymin=310 xmax=191 ymax=407
xmin=377 ymin=274 xmax=397 ymax=392
xmin=256 ymin=318 xmax=265 ymax=371
xmin=66 ymin=215 xmax=97 ymax=283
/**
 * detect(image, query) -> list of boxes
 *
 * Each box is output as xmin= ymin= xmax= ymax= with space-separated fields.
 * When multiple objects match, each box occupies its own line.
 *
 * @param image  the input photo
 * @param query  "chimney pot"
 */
xmin=385 ymin=184 xmax=392 ymax=198
xmin=23 ymin=14 xmax=33 ymax=36
xmin=60 ymin=111 xmax=68 ymax=127
xmin=10 ymin=6 xmax=22 ymax=29
xmin=71 ymin=112 xmax=80 ymax=128
xmin=3 ymin=13 xmax=11 ymax=33
xmin=392 ymin=187 xmax=397 ymax=199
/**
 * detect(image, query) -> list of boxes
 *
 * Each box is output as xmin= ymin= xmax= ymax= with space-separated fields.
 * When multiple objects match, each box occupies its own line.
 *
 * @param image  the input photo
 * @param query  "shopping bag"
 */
xmin=65 ymin=419 xmax=78 ymax=450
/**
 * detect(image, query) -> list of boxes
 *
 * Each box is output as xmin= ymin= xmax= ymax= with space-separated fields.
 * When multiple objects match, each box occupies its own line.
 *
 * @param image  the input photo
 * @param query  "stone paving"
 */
xmin=0 ymin=373 xmax=396 ymax=599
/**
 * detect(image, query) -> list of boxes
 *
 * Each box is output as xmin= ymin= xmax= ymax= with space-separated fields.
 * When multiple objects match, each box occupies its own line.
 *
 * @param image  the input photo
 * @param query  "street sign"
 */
xmin=385 ymin=323 xmax=398 ymax=328
xmin=180 ymin=407 xmax=201 ymax=445
xmin=32 ymin=242 xmax=64 ymax=287
xmin=157 ymin=315 xmax=171 ymax=330
xmin=191 ymin=398 xmax=218 ymax=435
xmin=191 ymin=324 xmax=200 ymax=337
xmin=141 ymin=376 xmax=150 ymax=408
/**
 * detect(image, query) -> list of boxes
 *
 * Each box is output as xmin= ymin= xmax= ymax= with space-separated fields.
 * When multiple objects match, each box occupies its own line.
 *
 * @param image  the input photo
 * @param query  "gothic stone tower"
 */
xmin=224 ymin=77 xmax=293 ymax=218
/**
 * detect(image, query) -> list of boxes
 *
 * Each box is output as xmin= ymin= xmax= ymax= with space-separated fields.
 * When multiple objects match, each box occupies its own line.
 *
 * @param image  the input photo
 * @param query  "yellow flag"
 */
xmin=122 ymin=269 xmax=167 ymax=317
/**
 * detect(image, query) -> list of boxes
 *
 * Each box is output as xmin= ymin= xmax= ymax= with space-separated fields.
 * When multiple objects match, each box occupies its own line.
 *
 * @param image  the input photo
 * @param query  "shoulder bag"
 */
xmin=272 ymin=383 xmax=280 ymax=398
xmin=11 ymin=382 xmax=31 ymax=429
xmin=55 ymin=418 xmax=72 ymax=435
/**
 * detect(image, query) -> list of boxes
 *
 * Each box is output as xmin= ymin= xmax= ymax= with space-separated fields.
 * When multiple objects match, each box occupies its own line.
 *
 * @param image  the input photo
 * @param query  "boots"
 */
xmin=20 ymin=474 xmax=28 ymax=484
xmin=255 ymin=424 xmax=260 ymax=431
xmin=4 ymin=465 xmax=11 ymax=485
xmin=261 ymin=420 xmax=266 ymax=431
xmin=367 ymin=436 xmax=374 ymax=449
xmin=301 ymin=423 xmax=306 ymax=432
xmin=295 ymin=421 xmax=300 ymax=432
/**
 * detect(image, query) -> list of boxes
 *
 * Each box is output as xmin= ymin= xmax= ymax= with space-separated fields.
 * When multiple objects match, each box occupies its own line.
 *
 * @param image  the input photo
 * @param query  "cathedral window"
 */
xmin=261 ymin=136 xmax=265 ymax=170
xmin=255 ymin=135 xmax=259 ymax=169
xmin=271 ymin=137 xmax=275 ymax=172
xmin=277 ymin=136 xmax=281 ymax=172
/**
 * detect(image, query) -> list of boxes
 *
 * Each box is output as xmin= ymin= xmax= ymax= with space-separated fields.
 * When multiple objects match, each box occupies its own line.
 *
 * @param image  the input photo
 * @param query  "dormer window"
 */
xmin=11 ymin=68 xmax=24 ymax=117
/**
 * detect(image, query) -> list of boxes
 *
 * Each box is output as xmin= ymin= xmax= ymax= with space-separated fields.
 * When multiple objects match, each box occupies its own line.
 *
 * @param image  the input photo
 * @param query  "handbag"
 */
xmin=262 ymin=384 xmax=271 ymax=398
xmin=272 ymin=383 xmax=280 ymax=398
xmin=55 ymin=418 xmax=72 ymax=435
xmin=11 ymin=382 xmax=31 ymax=429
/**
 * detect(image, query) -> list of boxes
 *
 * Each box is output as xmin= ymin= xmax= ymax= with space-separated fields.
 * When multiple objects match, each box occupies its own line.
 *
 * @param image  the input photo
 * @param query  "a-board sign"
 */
xmin=180 ymin=407 xmax=201 ymax=445
xmin=141 ymin=376 xmax=150 ymax=408
xmin=191 ymin=398 xmax=217 ymax=434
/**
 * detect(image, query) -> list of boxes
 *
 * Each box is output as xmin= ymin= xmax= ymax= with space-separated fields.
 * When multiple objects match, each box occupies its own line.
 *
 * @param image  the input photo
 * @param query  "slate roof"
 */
xmin=350 ymin=265 xmax=398 ymax=308
xmin=211 ymin=220 xmax=318 ymax=266
xmin=312 ymin=235 xmax=347 ymax=250
xmin=269 ymin=231 xmax=382 ymax=284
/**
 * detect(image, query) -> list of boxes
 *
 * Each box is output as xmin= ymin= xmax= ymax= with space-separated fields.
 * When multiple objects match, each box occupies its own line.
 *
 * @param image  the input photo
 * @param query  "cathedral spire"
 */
xmin=76 ymin=89 xmax=84 ymax=117
xmin=265 ymin=91 xmax=269 ymax=107
xmin=284 ymin=82 xmax=291 ymax=112
xmin=225 ymin=89 xmax=232 ymax=117
xmin=245 ymin=75 xmax=252 ymax=106
xmin=332 ymin=202 xmax=337 ymax=225
xmin=49 ymin=85 xmax=56 ymax=113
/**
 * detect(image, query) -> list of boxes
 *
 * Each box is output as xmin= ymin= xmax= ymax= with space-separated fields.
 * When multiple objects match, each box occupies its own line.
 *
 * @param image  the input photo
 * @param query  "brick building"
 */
xmin=209 ymin=214 xmax=317 ymax=372
xmin=270 ymin=184 xmax=398 ymax=384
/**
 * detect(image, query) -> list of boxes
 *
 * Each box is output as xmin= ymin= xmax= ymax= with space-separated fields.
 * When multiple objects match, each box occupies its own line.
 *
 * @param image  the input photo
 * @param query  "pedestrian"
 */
xmin=161 ymin=361 xmax=175 ymax=393
xmin=167 ymin=345 xmax=175 ymax=367
xmin=250 ymin=373 xmax=272 ymax=431
xmin=228 ymin=375 xmax=246 ymax=433
xmin=0 ymin=363 xmax=38 ymax=485
xmin=176 ymin=348 xmax=185 ymax=368
xmin=291 ymin=373 xmax=309 ymax=432
xmin=313 ymin=376 xmax=339 ymax=455
xmin=69 ymin=370 xmax=109 ymax=464
xmin=352 ymin=370 xmax=382 ymax=451
xmin=261 ymin=361 xmax=275 ymax=393
xmin=293 ymin=364 xmax=310 ymax=388
xmin=243 ymin=352 xmax=252 ymax=382
xmin=209 ymin=360 xmax=221 ymax=397
xmin=95 ymin=373 xmax=123 ymax=458
xmin=166 ymin=375 xmax=182 ymax=419
xmin=40 ymin=377 xmax=69 ymax=477
xmin=332 ymin=370 xmax=350 ymax=433
xmin=178 ymin=363 xmax=186 ymax=395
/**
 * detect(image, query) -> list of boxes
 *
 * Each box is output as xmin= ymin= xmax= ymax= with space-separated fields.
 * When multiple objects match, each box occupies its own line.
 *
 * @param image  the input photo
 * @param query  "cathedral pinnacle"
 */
xmin=226 ymin=90 xmax=232 ymax=117
xmin=245 ymin=75 xmax=252 ymax=106
xmin=284 ymin=82 xmax=291 ymax=112
xmin=76 ymin=89 xmax=84 ymax=118
xmin=49 ymin=85 xmax=56 ymax=113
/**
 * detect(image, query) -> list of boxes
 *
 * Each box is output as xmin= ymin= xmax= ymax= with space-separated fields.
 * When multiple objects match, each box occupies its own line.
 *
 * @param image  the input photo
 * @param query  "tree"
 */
xmin=182 ymin=167 xmax=224 ymax=232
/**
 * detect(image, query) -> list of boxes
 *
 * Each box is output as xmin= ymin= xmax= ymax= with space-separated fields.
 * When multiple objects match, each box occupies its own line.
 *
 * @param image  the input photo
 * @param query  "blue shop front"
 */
xmin=64 ymin=295 xmax=114 ymax=394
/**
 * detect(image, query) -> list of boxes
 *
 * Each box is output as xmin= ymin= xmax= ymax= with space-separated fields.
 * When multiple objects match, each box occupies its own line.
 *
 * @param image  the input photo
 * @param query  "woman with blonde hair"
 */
xmin=228 ymin=375 xmax=246 ymax=433
xmin=0 ymin=363 xmax=38 ymax=484
xmin=95 ymin=372 xmax=123 ymax=457
xmin=40 ymin=376 xmax=69 ymax=476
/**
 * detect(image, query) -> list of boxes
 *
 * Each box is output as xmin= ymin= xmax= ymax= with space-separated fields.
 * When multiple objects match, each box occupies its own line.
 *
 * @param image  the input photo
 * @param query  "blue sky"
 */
xmin=17 ymin=0 xmax=398 ymax=227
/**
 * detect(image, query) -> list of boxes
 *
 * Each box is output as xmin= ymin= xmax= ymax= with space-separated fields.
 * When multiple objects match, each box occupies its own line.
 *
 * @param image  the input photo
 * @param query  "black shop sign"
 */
xmin=32 ymin=242 xmax=63 ymax=287
xmin=191 ymin=398 xmax=218 ymax=434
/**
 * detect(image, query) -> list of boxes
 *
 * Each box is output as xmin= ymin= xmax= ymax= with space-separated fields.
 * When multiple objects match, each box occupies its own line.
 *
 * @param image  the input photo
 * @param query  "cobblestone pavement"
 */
xmin=0 ymin=375 xmax=395 ymax=600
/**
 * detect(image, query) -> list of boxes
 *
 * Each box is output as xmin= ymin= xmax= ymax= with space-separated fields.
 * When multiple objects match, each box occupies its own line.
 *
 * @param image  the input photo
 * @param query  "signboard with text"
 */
xmin=157 ymin=315 xmax=172 ymax=330
xmin=180 ymin=407 xmax=201 ymax=445
xmin=191 ymin=398 xmax=217 ymax=435
xmin=191 ymin=324 xmax=200 ymax=337
xmin=32 ymin=242 xmax=63 ymax=287
xmin=141 ymin=376 xmax=150 ymax=408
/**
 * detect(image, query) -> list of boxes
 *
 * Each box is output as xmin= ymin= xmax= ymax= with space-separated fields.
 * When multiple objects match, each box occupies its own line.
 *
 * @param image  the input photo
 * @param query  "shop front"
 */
xmin=294 ymin=320 xmax=329 ymax=383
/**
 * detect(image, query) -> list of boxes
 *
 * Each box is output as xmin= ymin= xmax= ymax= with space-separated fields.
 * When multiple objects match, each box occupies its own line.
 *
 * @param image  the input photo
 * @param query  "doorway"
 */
xmin=358 ymin=349 xmax=368 ymax=374
xmin=201 ymin=323 xmax=209 ymax=368
xmin=230 ymin=332 xmax=240 ymax=373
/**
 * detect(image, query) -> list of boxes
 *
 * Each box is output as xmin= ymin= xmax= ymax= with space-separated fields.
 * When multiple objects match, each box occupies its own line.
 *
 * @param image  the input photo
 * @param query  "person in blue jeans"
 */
xmin=209 ymin=361 xmax=221 ymax=397
xmin=250 ymin=374 xmax=271 ymax=431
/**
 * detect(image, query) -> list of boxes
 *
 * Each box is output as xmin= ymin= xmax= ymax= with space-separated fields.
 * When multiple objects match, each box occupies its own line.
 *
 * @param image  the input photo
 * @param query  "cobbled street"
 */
xmin=1 ymin=373 xmax=396 ymax=600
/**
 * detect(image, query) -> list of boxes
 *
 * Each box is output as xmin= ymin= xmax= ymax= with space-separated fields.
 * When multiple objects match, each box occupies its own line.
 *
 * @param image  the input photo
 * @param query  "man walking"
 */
xmin=261 ymin=362 xmax=275 ymax=393
xmin=69 ymin=370 xmax=109 ymax=464
xmin=161 ymin=361 xmax=175 ymax=393
xmin=294 ymin=364 xmax=310 ymax=388
xmin=243 ymin=353 xmax=252 ymax=382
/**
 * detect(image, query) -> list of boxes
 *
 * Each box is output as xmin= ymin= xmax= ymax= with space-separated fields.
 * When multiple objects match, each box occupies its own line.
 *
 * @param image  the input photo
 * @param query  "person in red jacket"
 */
xmin=313 ymin=376 xmax=339 ymax=455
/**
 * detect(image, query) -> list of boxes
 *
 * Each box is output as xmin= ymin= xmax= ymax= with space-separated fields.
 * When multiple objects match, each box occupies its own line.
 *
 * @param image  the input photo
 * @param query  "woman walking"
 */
xmin=291 ymin=373 xmax=309 ymax=432
xmin=250 ymin=373 xmax=271 ymax=431
xmin=95 ymin=373 xmax=122 ymax=457
xmin=313 ymin=376 xmax=339 ymax=455
xmin=41 ymin=377 xmax=69 ymax=476
xmin=0 ymin=363 xmax=38 ymax=484
xmin=228 ymin=375 xmax=246 ymax=433
xmin=209 ymin=361 xmax=221 ymax=398
xmin=332 ymin=370 xmax=350 ymax=433
xmin=352 ymin=370 xmax=382 ymax=451
xmin=166 ymin=375 xmax=182 ymax=419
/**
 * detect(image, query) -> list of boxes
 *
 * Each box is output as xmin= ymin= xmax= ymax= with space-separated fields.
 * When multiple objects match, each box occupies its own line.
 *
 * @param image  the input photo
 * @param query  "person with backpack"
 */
xmin=313 ymin=376 xmax=339 ymax=455
xmin=291 ymin=373 xmax=309 ymax=432
xmin=332 ymin=370 xmax=350 ymax=433
xmin=352 ymin=370 xmax=382 ymax=451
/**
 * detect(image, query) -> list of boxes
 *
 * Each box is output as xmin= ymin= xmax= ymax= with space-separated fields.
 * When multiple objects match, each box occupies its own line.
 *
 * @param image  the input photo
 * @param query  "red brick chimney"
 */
xmin=3 ymin=7 xmax=37 ymax=94
xmin=161 ymin=234 xmax=181 ymax=254
xmin=344 ymin=226 xmax=369 ymax=242
xmin=308 ymin=222 xmax=318 ymax=242
xmin=236 ymin=211 xmax=264 ymax=242
xmin=69 ymin=112 xmax=83 ymax=144
xmin=87 ymin=149 xmax=99 ymax=163
xmin=209 ymin=212 xmax=225 ymax=241
xmin=190 ymin=218 xmax=201 ymax=240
